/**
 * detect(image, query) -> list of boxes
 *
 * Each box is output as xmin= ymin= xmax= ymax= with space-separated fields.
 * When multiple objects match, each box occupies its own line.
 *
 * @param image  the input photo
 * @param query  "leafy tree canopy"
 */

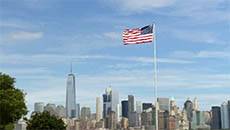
xmin=0 ymin=73 xmax=27 ymax=130
xmin=26 ymin=111 xmax=66 ymax=130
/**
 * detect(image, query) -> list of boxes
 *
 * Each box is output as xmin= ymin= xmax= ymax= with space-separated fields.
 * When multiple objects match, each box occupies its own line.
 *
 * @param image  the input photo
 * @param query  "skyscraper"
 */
xmin=221 ymin=102 xmax=230 ymax=129
xmin=184 ymin=98 xmax=193 ymax=120
xmin=81 ymin=107 xmax=91 ymax=121
xmin=193 ymin=97 xmax=198 ymax=111
xmin=184 ymin=98 xmax=193 ymax=129
xmin=211 ymin=106 xmax=221 ymax=129
xmin=56 ymin=105 xmax=66 ymax=118
xmin=122 ymin=100 xmax=129 ymax=118
xmin=143 ymin=103 xmax=152 ymax=111
xmin=96 ymin=97 xmax=101 ymax=122
xmin=136 ymin=101 xmax=142 ymax=114
xmin=228 ymin=100 xmax=230 ymax=126
xmin=103 ymin=88 xmax=111 ymax=118
xmin=76 ymin=103 xmax=80 ymax=119
xmin=111 ymin=90 xmax=119 ymax=113
xmin=66 ymin=73 xmax=76 ymax=119
xmin=158 ymin=97 xmax=169 ymax=112
xmin=128 ymin=95 xmax=134 ymax=113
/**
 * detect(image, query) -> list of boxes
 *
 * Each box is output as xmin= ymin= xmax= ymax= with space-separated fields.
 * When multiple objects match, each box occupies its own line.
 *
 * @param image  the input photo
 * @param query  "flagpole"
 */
xmin=153 ymin=23 xmax=158 ymax=130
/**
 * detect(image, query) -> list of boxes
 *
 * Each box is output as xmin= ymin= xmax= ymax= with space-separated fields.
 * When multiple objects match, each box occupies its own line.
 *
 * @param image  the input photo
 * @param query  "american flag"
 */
xmin=123 ymin=24 xmax=154 ymax=45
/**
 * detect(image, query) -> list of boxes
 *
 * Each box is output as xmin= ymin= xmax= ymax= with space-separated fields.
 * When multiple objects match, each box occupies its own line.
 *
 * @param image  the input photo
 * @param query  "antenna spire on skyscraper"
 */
xmin=70 ymin=59 xmax=72 ymax=74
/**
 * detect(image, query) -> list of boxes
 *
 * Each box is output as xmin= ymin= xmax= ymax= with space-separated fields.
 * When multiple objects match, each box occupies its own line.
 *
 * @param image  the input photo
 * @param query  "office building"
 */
xmin=81 ymin=107 xmax=91 ymax=121
xmin=111 ymin=90 xmax=119 ymax=112
xmin=158 ymin=97 xmax=169 ymax=112
xmin=221 ymin=102 xmax=230 ymax=129
xmin=34 ymin=102 xmax=44 ymax=113
xmin=211 ymin=106 xmax=221 ymax=129
xmin=143 ymin=103 xmax=152 ymax=111
xmin=184 ymin=98 xmax=193 ymax=128
xmin=66 ymin=72 xmax=76 ymax=119
xmin=158 ymin=111 xmax=169 ymax=130
xmin=136 ymin=101 xmax=142 ymax=114
xmin=129 ymin=112 xmax=138 ymax=127
xmin=108 ymin=111 xmax=116 ymax=129
xmin=103 ymin=88 xmax=111 ymax=118
xmin=228 ymin=101 xmax=230 ymax=126
xmin=128 ymin=95 xmax=134 ymax=113
xmin=122 ymin=100 xmax=129 ymax=118
xmin=56 ymin=105 xmax=66 ymax=118
xmin=191 ymin=111 xmax=205 ymax=129
xmin=116 ymin=104 xmax=121 ymax=122
xmin=121 ymin=117 xmax=129 ymax=129
xmin=170 ymin=97 xmax=178 ymax=116
xmin=44 ymin=103 xmax=57 ymax=116
xmin=193 ymin=97 xmax=198 ymax=111
xmin=96 ymin=97 xmax=101 ymax=122
xmin=76 ymin=103 xmax=80 ymax=119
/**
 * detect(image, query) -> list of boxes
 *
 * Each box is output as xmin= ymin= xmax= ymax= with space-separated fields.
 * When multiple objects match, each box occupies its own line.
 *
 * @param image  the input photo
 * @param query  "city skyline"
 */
xmin=31 ymin=89 xmax=230 ymax=129
xmin=0 ymin=0 xmax=230 ymax=117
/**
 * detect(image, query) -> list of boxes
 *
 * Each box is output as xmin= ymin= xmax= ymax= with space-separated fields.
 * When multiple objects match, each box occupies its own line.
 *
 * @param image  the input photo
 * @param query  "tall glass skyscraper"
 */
xmin=66 ymin=73 xmax=76 ymax=119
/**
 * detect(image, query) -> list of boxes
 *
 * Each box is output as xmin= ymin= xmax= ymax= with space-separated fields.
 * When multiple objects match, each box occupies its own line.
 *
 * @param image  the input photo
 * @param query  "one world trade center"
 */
xmin=66 ymin=72 xmax=76 ymax=119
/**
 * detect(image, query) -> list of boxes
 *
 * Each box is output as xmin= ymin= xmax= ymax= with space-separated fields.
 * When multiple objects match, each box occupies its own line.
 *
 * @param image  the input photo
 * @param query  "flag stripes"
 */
xmin=122 ymin=25 xmax=153 ymax=45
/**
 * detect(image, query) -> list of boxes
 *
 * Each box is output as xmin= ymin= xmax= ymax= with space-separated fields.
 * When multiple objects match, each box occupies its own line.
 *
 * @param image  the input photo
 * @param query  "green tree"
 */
xmin=26 ymin=111 xmax=66 ymax=130
xmin=0 ymin=73 xmax=27 ymax=130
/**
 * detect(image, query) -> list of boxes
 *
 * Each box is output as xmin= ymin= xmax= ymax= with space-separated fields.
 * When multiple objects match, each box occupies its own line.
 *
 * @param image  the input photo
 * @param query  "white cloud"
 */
xmin=103 ymin=32 xmax=121 ymax=40
xmin=105 ymin=0 xmax=177 ymax=12
xmin=1 ymin=67 xmax=49 ymax=75
xmin=171 ymin=29 xmax=226 ymax=44
xmin=197 ymin=51 xmax=230 ymax=58
xmin=104 ymin=0 xmax=229 ymax=23
xmin=0 ymin=53 xmax=193 ymax=65
xmin=172 ymin=51 xmax=230 ymax=58
xmin=0 ymin=23 xmax=25 ymax=29
xmin=10 ymin=32 xmax=43 ymax=40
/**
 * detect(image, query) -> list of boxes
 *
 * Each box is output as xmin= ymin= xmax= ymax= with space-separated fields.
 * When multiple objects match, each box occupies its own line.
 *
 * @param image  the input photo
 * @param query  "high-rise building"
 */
xmin=81 ymin=107 xmax=91 ymax=121
xmin=228 ymin=100 xmax=230 ymax=126
xmin=129 ymin=112 xmax=138 ymax=127
xmin=128 ymin=95 xmax=134 ymax=126
xmin=141 ymin=111 xmax=152 ymax=126
xmin=211 ymin=106 xmax=221 ymax=129
xmin=128 ymin=95 xmax=134 ymax=113
xmin=158 ymin=111 xmax=169 ymax=129
xmin=122 ymin=100 xmax=129 ymax=118
xmin=184 ymin=98 xmax=193 ymax=128
xmin=76 ymin=103 xmax=80 ymax=119
xmin=221 ymin=102 xmax=230 ymax=129
xmin=116 ymin=104 xmax=121 ymax=122
xmin=158 ymin=97 xmax=169 ymax=112
xmin=108 ymin=111 xmax=116 ymax=129
xmin=96 ymin=97 xmax=101 ymax=122
xmin=170 ymin=97 xmax=178 ymax=116
xmin=111 ymin=90 xmax=119 ymax=114
xmin=44 ymin=103 xmax=57 ymax=116
xmin=136 ymin=101 xmax=142 ymax=114
xmin=143 ymin=103 xmax=152 ymax=111
xmin=34 ymin=102 xmax=44 ymax=113
xmin=121 ymin=117 xmax=129 ymax=129
xmin=191 ymin=111 xmax=205 ymax=129
xmin=193 ymin=97 xmax=198 ymax=111
xmin=103 ymin=88 xmax=111 ymax=119
xmin=56 ymin=105 xmax=66 ymax=118
xmin=66 ymin=73 xmax=76 ymax=119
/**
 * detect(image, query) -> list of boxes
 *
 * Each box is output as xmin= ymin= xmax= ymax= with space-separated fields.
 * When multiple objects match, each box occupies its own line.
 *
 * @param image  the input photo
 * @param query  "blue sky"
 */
xmin=0 ymin=0 xmax=230 ymax=115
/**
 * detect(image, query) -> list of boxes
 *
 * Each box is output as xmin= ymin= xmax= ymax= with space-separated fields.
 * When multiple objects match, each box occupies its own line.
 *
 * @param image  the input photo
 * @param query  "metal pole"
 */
xmin=153 ymin=23 xmax=158 ymax=130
